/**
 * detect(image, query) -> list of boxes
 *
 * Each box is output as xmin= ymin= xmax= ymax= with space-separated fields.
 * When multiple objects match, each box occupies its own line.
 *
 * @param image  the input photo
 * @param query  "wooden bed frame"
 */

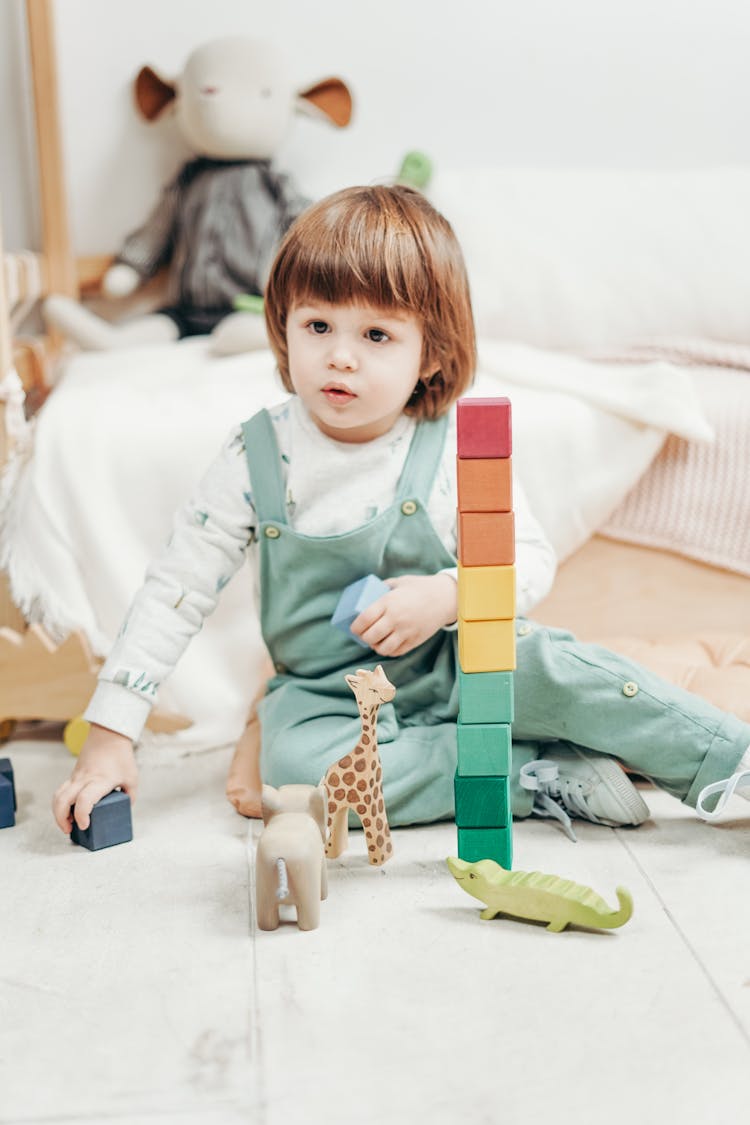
xmin=2 ymin=1 xmax=749 ymax=749
xmin=0 ymin=1 xmax=188 ymax=740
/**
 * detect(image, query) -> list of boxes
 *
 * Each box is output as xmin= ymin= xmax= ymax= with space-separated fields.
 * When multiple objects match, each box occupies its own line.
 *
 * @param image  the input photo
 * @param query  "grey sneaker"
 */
xmin=520 ymin=745 xmax=650 ymax=842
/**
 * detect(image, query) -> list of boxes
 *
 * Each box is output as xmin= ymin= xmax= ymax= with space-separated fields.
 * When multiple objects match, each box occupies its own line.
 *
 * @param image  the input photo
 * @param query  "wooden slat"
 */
xmin=26 ymin=0 xmax=77 ymax=299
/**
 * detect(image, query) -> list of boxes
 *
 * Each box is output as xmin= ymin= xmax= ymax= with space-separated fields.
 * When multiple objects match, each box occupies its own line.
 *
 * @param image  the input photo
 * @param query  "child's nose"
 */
xmin=328 ymin=345 xmax=358 ymax=371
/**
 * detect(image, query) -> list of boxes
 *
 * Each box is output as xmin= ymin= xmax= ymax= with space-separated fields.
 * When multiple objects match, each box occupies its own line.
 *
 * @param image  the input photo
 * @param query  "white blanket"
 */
xmin=0 ymin=338 xmax=710 ymax=747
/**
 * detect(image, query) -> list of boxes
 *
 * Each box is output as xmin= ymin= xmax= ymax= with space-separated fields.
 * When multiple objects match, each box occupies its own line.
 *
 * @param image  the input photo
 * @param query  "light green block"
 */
xmin=457 ymin=722 xmax=512 ymax=777
xmin=454 ymin=774 xmax=511 ymax=828
xmin=458 ymin=670 xmax=514 ymax=724
xmin=457 ymin=827 xmax=513 ymax=869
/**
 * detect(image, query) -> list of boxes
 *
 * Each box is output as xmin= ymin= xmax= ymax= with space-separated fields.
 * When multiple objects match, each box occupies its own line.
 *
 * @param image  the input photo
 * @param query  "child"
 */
xmin=52 ymin=184 xmax=750 ymax=839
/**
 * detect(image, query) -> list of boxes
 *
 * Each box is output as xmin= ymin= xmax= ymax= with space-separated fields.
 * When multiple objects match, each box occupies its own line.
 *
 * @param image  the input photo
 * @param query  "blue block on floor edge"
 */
xmin=331 ymin=574 xmax=391 ymax=647
xmin=71 ymin=790 xmax=133 ymax=851
xmin=0 ymin=776 xmax=15 ymax=829
xmin=0 ymin=757 xmax=16 ymax=811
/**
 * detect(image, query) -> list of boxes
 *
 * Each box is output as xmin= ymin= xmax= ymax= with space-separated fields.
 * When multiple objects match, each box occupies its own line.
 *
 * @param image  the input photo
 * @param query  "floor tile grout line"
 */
xmin=615 ymin=829 xmax=750 ymax=1050
xmin=246 ymin=820 xmax=269 ymax=1125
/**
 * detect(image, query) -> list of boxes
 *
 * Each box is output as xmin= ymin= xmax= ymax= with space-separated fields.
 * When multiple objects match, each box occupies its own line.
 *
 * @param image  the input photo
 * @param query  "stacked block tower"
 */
xmin=454 ymin=397 xmax=515 ymax=869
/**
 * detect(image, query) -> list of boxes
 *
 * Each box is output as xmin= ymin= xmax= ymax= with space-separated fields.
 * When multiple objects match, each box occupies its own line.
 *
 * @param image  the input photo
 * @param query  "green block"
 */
xmin=458 ymin=671 xmax=514 ymax=724
xmin=457 ymin=722 xmax=512 ymax=777
xmin=454 ymin=774 xmax=511 ymax=827
xmin=457 ymin=827 xmax=513 ymax=868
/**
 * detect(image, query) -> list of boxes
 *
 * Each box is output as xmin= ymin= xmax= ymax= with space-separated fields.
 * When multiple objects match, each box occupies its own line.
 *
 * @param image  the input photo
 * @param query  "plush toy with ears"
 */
xmin=44 ymin=37 xmax=353 ymax=355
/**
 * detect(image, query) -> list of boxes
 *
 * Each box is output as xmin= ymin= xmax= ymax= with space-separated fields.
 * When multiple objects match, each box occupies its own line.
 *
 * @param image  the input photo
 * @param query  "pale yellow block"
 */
xmin=458 ymin=618 xmax=517 ymax=672
xmin=458 ymin=564 xmax=516 ymax=621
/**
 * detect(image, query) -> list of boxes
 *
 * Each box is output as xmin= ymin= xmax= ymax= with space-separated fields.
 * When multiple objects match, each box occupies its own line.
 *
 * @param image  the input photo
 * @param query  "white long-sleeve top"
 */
xmin=85 ymin=397 xmax=557 ymax=740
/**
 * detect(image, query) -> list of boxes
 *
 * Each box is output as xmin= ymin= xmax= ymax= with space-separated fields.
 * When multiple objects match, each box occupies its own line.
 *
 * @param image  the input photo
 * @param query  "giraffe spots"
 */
xmin=378 ymin=799 xmax=384 ymax=813
xmin=339 ymin=755 xmax=353 ymax=768
xmin=327 ymin=801 xmax=336 ymax=814
xmin=376 ymin=818 xmax=384 ymax=831
xmin=354 ymin=759 xmax=366 ymax=772
xmin=361 ymin=733 xmax=371 ymax=746
xmin=334 ymin=788 xmax=345 ymax=801
xmin=347 ymin=789 xmax=359 ymax=803
xmin=328 ymin=772 xmax=340 ymax=787
xmin=376 ymin=835 xmax=384 ymax=847
xmin=386 ymin=841 xmax=393 ymax=854
xmin=343 ymin=771 xmax=355 ymax=785
xmin=356 ymin=779 xmax=367 ymax=792
xmin=363 ymin=817 xmax=372 ymax=827
xmin=357 ymin=804 xmax=367 ymax=815
xmin=376 ymin=767 xmax=382 ymax=782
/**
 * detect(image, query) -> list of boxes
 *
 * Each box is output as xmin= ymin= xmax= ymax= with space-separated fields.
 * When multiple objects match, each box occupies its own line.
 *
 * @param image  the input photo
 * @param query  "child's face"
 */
xmin=286 ymin=300 xmax=426 ymax=443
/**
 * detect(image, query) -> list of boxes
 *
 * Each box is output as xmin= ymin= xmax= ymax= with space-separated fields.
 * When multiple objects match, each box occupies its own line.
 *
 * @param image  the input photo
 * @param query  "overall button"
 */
xmin=401 ymin=500 xmax=418 ymax=516
xmin=264 ymin=525 xmax=281 ymax=539
xmin=274 ymin=662 xmax=287 ymax=674
xmin=518 ymin=623 xmax=534 ymax=636
xmin=622 ymin=681 xmax=639 ymax=697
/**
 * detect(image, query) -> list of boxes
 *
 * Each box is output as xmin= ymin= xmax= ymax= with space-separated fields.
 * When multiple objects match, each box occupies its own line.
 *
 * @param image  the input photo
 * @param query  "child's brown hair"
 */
xmin=264 ymin=184 xmax=476 ymax=419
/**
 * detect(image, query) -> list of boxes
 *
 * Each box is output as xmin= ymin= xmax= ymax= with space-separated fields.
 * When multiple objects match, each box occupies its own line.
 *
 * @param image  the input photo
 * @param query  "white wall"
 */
xmin=2 ymin=0 xmax=750 ymax=252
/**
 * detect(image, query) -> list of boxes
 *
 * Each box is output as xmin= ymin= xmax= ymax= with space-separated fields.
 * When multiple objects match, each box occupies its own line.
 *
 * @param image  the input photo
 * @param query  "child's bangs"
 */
xmin=286 ymin=207 xmax=430 ymax=317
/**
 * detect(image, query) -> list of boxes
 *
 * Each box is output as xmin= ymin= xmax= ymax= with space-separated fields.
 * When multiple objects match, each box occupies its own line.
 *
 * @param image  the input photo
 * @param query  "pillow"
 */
xmin=430 ymin=168 xmax=750 ymax=350
xmin=602 ymin=366 xmax=750 ymax=576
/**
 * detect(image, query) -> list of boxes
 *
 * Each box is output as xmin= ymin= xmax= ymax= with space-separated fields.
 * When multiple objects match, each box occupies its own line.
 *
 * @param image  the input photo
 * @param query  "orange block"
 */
xmin=457 ymin=511 xmax=515 ymax=566
xmin=457 ymin=456 xmax=512 ymax=513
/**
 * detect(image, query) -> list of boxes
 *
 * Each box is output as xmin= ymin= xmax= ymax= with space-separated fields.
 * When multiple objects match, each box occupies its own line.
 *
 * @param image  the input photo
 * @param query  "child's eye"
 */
xmin=307 ymin=320 xmax=330 ymax=335
xmin=366 ymin=328 xmax=389 ymax=343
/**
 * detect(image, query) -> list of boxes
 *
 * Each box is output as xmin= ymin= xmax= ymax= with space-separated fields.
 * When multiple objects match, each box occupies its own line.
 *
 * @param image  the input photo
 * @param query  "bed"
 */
xmin=3 ymin=0 xmax=750 ymax=763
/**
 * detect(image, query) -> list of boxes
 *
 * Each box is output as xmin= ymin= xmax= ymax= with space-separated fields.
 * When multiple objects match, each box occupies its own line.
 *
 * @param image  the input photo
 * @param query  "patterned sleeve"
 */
xmin=84 ymin=428 xmax=256 ymax=740
xmin=116 ymin=171 xmax=182 ymax=280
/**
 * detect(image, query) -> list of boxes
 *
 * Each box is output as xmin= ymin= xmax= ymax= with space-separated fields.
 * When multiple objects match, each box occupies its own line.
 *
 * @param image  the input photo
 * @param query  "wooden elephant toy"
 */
xmin=255 ymin=784 xmax=328 ymax=931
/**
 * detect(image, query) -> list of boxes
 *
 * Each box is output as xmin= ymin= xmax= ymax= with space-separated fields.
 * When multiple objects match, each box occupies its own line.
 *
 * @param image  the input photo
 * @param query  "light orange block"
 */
xmin=458 ymin=618 xmax=517 ymax=672
xmin=457 ymin=456 xmax=512 ymax=513
xmin=457 ymin=511 xmax=515 ymax=566
xmin=458 ymin=564 xmax=516 ymax=621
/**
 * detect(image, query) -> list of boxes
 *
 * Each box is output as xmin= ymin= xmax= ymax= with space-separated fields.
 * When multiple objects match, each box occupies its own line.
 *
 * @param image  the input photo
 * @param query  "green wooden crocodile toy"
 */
xmin=447 ymin=857 xmax=633 ymax=932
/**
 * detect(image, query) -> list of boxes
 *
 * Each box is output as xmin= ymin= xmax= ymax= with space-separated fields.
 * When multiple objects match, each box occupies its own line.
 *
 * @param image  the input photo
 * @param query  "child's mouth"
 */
xmin=322 ymin=384 xmax=356 ymax=404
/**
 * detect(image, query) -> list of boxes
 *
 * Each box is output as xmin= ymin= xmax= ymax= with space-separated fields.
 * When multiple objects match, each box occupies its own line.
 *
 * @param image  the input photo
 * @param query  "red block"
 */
xmin=457 ymin=398 xmax=512 ymax=459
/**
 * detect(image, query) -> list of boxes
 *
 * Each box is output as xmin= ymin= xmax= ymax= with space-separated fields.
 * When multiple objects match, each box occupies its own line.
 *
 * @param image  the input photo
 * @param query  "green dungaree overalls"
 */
xmin=243 ymin=408 xmax=750 ymax=825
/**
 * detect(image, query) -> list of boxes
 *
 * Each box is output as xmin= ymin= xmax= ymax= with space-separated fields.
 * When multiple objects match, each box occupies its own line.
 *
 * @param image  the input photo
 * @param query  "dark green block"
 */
xmin=457 ymin=827 xmax=513 ymax=868
xmin=457 ymin=722 xmax=512 ymax=777
xmin=454 ymin=774 xmax=510 ymax=827
xmin=458 ymin=670 xmax=514 ymax=724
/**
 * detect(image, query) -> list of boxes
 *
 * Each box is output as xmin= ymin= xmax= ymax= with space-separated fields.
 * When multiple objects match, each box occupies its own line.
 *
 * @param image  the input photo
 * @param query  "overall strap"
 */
xmin=241 ymin=410 xmax=288 ymax=525
xmin=396 ymin=414 xmax=450 ymax=501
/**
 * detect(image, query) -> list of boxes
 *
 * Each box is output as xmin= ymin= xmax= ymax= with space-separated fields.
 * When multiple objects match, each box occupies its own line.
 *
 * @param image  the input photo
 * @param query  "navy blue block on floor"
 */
xmin=0 ymin=757 xmax=16 ymax=812
xmin=71 ymin=790 xmax=133 ymax=851
xmin=0 ymin=776 xmax=14 ymax=829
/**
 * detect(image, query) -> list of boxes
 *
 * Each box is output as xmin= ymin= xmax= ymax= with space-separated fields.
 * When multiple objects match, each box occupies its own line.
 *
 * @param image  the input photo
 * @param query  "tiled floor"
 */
xmin=1 ymin=738 xmax=749 ymax=1125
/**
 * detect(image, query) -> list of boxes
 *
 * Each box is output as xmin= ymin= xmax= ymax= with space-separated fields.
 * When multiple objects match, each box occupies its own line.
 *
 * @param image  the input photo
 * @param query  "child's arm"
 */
xmin=351 ymin=572 xmax=457 ymax=658
xmin=51 ymin=724 xmax=136 ymax=833
xmin=52 ymin=429 xmax=255 ymax=832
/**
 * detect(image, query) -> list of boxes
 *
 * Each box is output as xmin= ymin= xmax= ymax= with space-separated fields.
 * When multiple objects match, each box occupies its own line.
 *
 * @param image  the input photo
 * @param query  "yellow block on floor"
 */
xmin=458 ymin=564 xmax=516 ymax=621
xmin=458 ymin=618 xmax=517 ymax=672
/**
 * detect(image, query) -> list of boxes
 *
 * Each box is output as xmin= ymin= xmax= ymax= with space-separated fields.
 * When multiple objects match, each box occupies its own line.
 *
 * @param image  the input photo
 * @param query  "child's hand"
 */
xmin=351 ymin=573 xmax=457 ymax=658
xmin=52 ymin=724 xmax=138 ymax=834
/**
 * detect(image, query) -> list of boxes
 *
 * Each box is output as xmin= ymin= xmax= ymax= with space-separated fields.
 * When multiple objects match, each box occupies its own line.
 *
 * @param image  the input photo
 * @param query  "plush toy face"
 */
xmin=175 ymin=37 xmax=297 ymax=160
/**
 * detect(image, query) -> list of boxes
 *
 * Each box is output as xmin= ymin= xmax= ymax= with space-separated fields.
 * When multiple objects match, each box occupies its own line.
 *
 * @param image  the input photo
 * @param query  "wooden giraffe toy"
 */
xmin=322 ymin=665 xmax=396 ymax=866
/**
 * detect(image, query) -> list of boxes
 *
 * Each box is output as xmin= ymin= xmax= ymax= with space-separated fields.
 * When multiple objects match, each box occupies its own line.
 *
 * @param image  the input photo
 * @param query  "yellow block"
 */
xmin=458 ymin=564 xmax=516 ymax=621
xmin=458 ymin=618 xmax=516 ymax=672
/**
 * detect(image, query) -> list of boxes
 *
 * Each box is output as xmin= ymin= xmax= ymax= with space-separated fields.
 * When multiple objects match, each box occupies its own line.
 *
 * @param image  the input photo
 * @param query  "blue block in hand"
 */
xmin=71 ymin=790 xmax=133 ymax=851
xmin=331 ymin=574 xmax=391 ymax=648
